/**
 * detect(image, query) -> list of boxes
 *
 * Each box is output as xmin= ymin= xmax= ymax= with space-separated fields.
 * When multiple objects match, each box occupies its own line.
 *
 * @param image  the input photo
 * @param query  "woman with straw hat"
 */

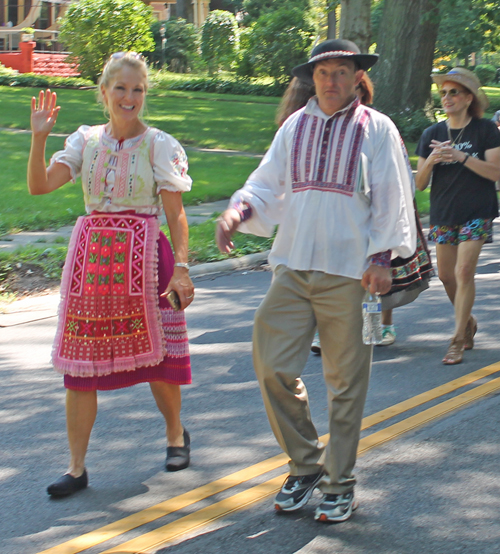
xmin=416 ymin=68 xmax=500 ymax=364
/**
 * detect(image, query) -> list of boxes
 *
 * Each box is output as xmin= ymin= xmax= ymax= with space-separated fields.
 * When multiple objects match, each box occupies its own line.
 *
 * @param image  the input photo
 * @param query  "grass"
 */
xmin=185 ymin=152 xmax=260 ymax=205
xmin=162 ymin=217 xmax=274 ymax=264
xmin=0 ymin=245 xmax=67 ymax=296
xmin=0 ymin=131 xmax=85 ymax=235
xmin=0 ymin=130 xmax=260 ymax=234
xmin=0 ymin=86 xmax=279 ymax=152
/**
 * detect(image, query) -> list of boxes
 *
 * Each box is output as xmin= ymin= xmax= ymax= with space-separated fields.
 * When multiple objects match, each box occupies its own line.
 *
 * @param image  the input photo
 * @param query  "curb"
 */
xmin=0 ymin=250 xmax=270 ymax=325
xmin=190 ymin=250 xmax=270 ymax=277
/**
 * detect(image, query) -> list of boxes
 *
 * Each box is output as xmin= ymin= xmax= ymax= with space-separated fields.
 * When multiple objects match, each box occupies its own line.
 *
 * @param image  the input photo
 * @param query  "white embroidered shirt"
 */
xmin=230 ymin=96 xmax=416 ymax=280
xmin=50 ymin=125 xmax=192 ymax=215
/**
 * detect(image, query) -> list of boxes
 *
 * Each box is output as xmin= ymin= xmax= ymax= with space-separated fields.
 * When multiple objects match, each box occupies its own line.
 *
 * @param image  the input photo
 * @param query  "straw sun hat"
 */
xmin=432 ymin=67 xmax=489 ymax=109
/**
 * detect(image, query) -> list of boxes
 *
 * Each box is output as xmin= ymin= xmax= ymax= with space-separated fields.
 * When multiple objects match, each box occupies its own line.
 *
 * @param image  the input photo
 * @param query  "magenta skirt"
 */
xmin=64 ymin=231 xmax=191 ymax=391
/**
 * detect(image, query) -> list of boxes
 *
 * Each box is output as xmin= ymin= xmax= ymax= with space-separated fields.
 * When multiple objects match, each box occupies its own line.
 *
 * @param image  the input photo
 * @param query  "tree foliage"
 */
xmin=243 ymin=6 xmax=315 ymax=83
xmin=436 ymin=0 xmax=500 ymax=64
xmin=201 ymin=10 xmax=239 ymax=75
xmin=147 ymin=19 xmax=200 ymax=73
xmin=59 ymin=0 xmax=155 ymax=82
xmin=242 ymin=0 xmax=310 ymax=24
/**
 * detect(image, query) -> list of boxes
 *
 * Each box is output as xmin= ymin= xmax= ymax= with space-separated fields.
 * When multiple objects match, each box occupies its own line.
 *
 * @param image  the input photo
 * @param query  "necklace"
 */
xmin=446 ymin=118 xmax=471 ymax=147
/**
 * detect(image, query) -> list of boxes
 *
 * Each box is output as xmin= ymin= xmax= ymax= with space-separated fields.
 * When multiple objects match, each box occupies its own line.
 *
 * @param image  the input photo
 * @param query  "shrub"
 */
xmin=244 ymin=6 xmax=314 ymax=83
xmin=474 ymin=64 xmax=497 ymax=86
xmin=201 ymin=10 xmax=238 ymax=75
xmin=235 ymin=27 xmax=256 ymax=79
xmin=147 ymin=19 xmax=201 ymax=73
xmin=58 ymin=0 xmax=155 ymax=82
xmin=388 ymin=108 xmax=435 ymax=142
xmin=0 ymin=62 xmax=18 ymax=77
xmin=242 ymin=0 xmax=310 ymax=24
xmin=0 ymin=73 xmax=93 ymax=88
xmin=150 ymin=73 xmax=287 ymax=96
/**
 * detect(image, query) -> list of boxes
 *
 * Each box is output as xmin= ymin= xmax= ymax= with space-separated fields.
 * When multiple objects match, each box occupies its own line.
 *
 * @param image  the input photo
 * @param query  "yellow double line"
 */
xmin=39 ymin=362 xmax=500 ymax=554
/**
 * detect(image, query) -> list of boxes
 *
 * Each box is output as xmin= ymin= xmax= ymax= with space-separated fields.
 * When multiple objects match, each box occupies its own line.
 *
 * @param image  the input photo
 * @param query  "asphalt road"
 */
xmin=1 ymin=229 xmax=500 ymax=554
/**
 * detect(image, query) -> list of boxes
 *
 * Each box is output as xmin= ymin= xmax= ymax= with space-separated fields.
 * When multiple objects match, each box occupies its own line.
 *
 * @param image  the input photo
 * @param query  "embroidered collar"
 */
xmin=304 ymin=96 xmax=360 ymax=119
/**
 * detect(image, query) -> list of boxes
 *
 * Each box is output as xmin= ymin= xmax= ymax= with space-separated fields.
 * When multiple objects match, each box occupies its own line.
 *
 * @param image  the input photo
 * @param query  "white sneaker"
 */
xmin=314 ymin=491 xmax=358 ymax=523
xmin=377 ymin=325 xmax=396 ymax=347
xmin=311 ymin=332 xmax=321 ymax=354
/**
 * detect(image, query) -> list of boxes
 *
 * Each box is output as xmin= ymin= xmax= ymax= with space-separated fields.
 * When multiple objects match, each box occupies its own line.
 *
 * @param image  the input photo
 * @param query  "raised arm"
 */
xmin=27 ymin=89 xmax=71 ymax=195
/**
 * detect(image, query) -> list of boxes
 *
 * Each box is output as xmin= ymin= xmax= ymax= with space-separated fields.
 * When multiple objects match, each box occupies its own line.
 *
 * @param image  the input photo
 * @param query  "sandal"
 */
xmin=464 ymin=315 xmax=477 ymax=351
xmin=442 ymin=337 xmax=465 ymax=365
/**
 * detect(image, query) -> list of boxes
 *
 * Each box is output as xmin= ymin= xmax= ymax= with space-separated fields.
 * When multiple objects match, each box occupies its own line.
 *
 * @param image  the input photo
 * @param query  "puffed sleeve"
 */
xmin=228 ymin=117 xmax=292 ymax=237
xmin=367 ymin=116 xmax=416 ymax=261
xmin=49 ymin=125 xmax=89 ymax=183
xmin=153 ymin=131 xmax=192 ymax=193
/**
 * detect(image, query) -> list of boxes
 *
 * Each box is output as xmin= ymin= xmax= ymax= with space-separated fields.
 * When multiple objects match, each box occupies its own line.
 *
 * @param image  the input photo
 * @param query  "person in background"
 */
xmin=28 ymin=52 xmax=194 ymax=497
xmin=416 ymin=68 xmax=500 ymax=364
xmin=492 ymin=109 xmax=500 ymax=128
xmin=216 ymin=39 xmax=415 ymax=523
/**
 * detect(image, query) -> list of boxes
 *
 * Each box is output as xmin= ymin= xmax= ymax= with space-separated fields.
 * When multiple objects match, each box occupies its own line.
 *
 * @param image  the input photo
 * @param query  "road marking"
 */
xmin=37 ymin=362 xmax=500 ymax=554
xmin=103 ymin=375 xmax=500 ymax=554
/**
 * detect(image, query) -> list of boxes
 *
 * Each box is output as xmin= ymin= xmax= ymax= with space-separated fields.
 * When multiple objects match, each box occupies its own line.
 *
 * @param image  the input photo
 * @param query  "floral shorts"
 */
xmin=428 ymin=218 xmax=494 ymax=246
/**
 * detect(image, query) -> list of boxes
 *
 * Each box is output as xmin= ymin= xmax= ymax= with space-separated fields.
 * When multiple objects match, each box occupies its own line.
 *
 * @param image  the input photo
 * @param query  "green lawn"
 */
xmin=0 ymin=86 xmax=279 ymax=153
xmin=0 ymin=130 xmax=260 ymax=234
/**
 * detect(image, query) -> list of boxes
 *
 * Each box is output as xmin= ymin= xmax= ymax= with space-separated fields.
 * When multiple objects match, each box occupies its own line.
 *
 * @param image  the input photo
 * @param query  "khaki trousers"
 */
xmin=253 ymin=265 xmax=372 ymax=494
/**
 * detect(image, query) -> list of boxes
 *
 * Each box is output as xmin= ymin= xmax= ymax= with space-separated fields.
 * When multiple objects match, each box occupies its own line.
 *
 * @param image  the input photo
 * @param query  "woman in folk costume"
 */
xmin=28 ymin=52 xmax=194 ymax=497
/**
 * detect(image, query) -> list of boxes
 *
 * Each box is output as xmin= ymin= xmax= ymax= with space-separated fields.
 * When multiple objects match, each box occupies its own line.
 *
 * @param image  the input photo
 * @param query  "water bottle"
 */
xmin=362 ymin=291 xmax=383 ymax=345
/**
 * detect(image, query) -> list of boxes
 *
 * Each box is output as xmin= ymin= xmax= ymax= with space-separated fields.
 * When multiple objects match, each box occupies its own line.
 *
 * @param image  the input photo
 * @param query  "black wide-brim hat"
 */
xmin=292 ymin=39 xmax=379 ymax=85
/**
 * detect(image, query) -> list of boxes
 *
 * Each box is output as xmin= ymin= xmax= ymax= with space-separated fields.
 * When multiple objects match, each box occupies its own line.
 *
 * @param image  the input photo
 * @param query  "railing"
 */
xmin=0 ymin=29 xmax=60 ymax=53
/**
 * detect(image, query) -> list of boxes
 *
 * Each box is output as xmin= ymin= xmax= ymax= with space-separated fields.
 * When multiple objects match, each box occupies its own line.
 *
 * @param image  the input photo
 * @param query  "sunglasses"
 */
xmin=439 ymin=88 xmax=465 ymax=98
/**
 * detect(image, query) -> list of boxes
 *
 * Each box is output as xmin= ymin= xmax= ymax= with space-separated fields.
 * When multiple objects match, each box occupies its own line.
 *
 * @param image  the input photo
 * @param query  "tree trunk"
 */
xmin=403 ymin=0 xmax=442 ymax=111
xmin=327 ymin=8 xmax=337 ymax=39
xmin=370 ymin=0 xmax=443 ymax=114
xmin=339 ymin=0 xmax=371 ymax=52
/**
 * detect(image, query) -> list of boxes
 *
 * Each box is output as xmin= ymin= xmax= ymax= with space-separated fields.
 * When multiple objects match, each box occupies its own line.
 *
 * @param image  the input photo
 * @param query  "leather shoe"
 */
xmin=166 ymin=428 xmax=190 ymax=471
xmin=47 ymin=470 xmax=88 ymax=497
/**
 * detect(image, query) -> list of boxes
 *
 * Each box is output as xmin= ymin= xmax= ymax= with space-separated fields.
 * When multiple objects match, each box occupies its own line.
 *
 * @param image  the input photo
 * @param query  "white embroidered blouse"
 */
xmin=50 ymin=125 xmax=192 ymax=215
xmin=231 ymin=97 xmax=416 ymax=280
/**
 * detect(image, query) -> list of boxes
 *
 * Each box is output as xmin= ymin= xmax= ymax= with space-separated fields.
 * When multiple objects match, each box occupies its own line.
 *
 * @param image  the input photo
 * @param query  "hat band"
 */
xmin=308 ymin=50 xmax=358 ymax=64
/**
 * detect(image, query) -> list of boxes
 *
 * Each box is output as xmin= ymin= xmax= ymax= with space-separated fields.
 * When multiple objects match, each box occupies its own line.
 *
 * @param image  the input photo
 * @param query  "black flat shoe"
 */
xmin=166 ymin=429 xmax=190 ymax=472
xmin=47 ymin=470 xmax=88 ymax=497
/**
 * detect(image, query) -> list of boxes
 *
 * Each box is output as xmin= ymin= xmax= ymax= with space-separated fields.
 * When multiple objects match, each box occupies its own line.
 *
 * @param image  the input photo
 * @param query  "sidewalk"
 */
xmin=0 ymin=198 xmax=271 ymax=323
xmin=0 ymin=199 xmax=230 ymax=253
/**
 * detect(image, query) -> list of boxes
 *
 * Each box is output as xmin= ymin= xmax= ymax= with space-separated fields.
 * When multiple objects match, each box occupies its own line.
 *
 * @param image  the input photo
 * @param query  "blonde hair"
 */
xmin=97 ymin=52 xmax=149 ymax=108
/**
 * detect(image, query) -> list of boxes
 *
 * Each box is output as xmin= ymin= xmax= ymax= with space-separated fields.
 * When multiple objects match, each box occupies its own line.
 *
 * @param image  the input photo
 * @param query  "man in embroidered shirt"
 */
xmin=216 ymin=39 xmax=416 ymax=523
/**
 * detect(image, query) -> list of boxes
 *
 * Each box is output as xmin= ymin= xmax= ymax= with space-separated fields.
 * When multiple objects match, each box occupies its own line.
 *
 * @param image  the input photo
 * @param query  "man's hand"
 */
xmin=216 ymin=208 xmax=241 ymax=253
xmin=361 ymin=264 xmax=392 ymax=295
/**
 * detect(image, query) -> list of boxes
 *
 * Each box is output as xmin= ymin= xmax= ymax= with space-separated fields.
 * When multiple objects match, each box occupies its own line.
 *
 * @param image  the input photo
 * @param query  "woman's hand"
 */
xmin=216 ymin=208 xmax=241 ymax=253
xmin=430 ymin=139 xmax=469 ymax=165
xmin=161 ymin=267 xmax=195 ymax=310
xmin=31 ymin=89 xmax=60 ymax=137
xmin=429 ymin=139 xmax=453 ymax=165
